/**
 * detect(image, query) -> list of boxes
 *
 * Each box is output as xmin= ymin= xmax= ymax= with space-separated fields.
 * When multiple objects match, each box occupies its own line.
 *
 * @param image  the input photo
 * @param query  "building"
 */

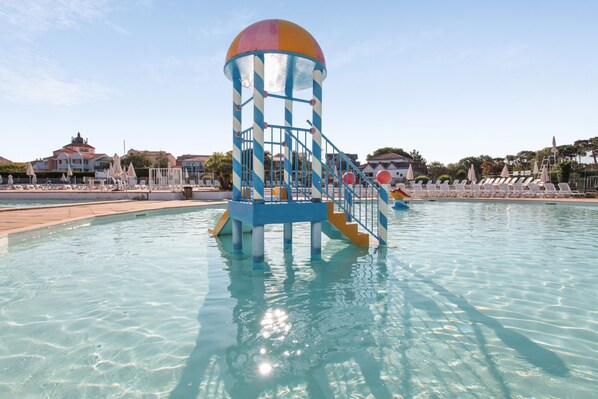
xmin=35 ymin=132 xmax=111 ymax=172
xmin=361 ymin=152 xmax=426 ymax=184
xmin=127 ymin=149 xmax=176 ymax=168
xmin=326 ymin=153 xmax=359 ymax=171
xmin=0 ymin=156 xmax=11 ymax=163
xmin=180 ymin=155 xmax=210 ymax=175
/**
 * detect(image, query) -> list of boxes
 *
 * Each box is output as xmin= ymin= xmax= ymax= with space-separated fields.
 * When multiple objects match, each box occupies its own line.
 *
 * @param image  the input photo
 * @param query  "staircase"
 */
xmin=325 ymin=201 xmax=369 ymax=246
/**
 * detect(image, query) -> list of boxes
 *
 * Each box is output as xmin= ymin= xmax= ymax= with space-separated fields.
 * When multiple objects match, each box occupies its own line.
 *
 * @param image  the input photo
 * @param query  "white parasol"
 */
xmin=8 ymin=174 xmax=14 ymax=185
xmin=500 ymin=164 xmax=509 ymax=178
xmin=26 ymin=162 xmax=36 ymax=184
xmin=406 ymin=164 xmax=414 ymax=181
xmin=540 ymin=165 xmax=550 ymax=183
xmin=127 ymin=163 xmax=136 ymax=178
xmin=551 ymin=136 xmax=558 ymax=155
xmin=467 ymin=164 xmax=476 ymax=182
xmin=533 ymin=160 xmax=539 ymax=176
xmin=113 ymin=154 xmax=123 ymax=178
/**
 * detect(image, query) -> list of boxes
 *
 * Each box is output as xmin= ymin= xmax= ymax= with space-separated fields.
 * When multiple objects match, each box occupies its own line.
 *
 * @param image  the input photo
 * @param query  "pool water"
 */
xmin=0 ymin=202 xmax=596 ymax=398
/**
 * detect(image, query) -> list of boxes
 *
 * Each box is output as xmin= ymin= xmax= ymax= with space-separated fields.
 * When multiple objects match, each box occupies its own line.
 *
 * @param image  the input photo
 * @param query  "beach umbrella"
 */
xmin=406 ymin=164 xmax=414 ymax=181
xmin=184 ymin=168 xmax=189 ymax=182
xmin=551 ymin=136 xmax=558 ymax=155
xmin=540 ymin=165 xmax=550 ymax=183
xmin=467 ymin=164 xmax=476 ymax=182
xmin=67 ymin=163 xmax=73 ymax=177
xmin=127 ymin=163 xmax=136 ymax=178
xmin=8 ymin=174 xmax=14 ymax=185
xmin=500 ymin=164 xmax=509 ymax=178
xmin=32 ymin=175 xmax=37 ymax=185
xmin=61 ymin=173 xmax=67 ymax=183
xmin=113 ymin=154 xmax=123 ymax=178
xmin=533 ymin=160 xmax=539 ymax=176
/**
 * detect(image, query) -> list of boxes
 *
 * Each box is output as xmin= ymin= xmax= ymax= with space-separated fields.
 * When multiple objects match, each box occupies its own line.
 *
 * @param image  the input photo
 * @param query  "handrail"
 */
xmin=237 ymin=125 xmax=380 ymax=239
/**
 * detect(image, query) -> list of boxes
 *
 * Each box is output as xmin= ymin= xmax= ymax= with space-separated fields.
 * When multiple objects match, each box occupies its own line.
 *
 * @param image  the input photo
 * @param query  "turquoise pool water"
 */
xmin=0 ymin=202 xmax=596 ymax=398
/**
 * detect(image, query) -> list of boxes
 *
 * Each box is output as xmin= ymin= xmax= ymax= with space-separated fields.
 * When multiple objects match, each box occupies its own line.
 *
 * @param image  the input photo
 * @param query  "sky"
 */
xmin=1 ymin=0 xmax=597 ymax=165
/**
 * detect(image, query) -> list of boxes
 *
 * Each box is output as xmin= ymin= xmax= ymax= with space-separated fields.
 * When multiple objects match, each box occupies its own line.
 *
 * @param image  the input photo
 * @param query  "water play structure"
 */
xmin=212 ymin=19 xmax=392 ymax=266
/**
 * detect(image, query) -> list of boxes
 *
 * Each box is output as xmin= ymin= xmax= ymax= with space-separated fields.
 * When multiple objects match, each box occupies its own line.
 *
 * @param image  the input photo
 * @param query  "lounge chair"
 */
xmin=498 ymin=183 xmax=511 ymax=197
xmin=426 ymin=182 xmax=438 ymax=197
xmin=483 ymin=183 xmax=495 ymax=197
xmin=558 ymin=183 xmax=585 ymax=198
xmin=521 ymin=176 xmax=534 ymax=186
xmin=543 ymin=183 xmax=559 ymax=198
xmin=471 ymin=183 xmax=482 ymax=197
xmin=511 ymin=182 xmax=525 ymax=197
xmin=439 ymin=183 xmax=451 ymax=197
xmin=412 ymin=182 xmax=425 ymax=198
xmin=527 ymin=183 xmax=544 ymax=197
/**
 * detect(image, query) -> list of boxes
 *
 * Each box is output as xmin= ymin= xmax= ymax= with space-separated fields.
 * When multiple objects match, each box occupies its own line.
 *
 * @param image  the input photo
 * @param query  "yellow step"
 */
xmin=325 ymin=202 xmax=369 ymax=247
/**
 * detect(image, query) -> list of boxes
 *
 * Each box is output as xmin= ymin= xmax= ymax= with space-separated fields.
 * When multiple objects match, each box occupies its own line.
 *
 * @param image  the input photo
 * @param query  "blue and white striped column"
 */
xmin=232 ymin=76 xmax=243 ymax=253
xmin=283 ymin=84 xmax=293 ymax=249
xmin=232 ymin=77 xmax=242 ymax=201
xmin=311 ymin=68 xmax=323 ymax=202
xmin=252 ymin=54 xmax=265 ymax=203
xmin=378 ymin=184 xmax=389 ymax=246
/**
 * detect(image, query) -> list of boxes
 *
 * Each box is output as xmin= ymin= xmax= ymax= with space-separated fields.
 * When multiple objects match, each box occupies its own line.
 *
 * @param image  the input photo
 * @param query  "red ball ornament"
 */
xmin=376 ymin=170 xmax=392 ymax=184
xmin=342 ymin=172 xmax=355 ymax=184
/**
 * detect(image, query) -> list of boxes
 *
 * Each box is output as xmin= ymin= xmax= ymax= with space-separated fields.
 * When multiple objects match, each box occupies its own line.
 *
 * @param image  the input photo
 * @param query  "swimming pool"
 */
xmin=0 ymin=201 xmax=596 ymax=398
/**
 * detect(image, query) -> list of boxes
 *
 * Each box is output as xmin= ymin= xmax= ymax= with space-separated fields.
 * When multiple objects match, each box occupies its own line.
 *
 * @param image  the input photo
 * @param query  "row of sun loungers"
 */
xmin=0 ymin=179 xmax=222 ymax=191
xmin=401 ymin=177 xmax=584 ymax=199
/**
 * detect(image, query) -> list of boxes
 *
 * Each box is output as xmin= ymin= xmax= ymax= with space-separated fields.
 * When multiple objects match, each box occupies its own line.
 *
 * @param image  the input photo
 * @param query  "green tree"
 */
xmin=122 ymin=152 xmax=152 ymax=169
xmin=589 ymin=136 xmax=598 ymax=164
xmin=0 ymin=162 xmax=26 ymax=173
xmin=205 ymin=151 xmax=232 ymax=190
xmin=367 ymin=147 xmax=411 ymax=159
xmin=427 ymin=161 xmax=447 ymax=180
xmin=514 ymin=151 xmax=536 ymax=169
xmin=154 ymin=152 xmax=170 ymax=168
xmin=408 ymin=149 xmax=426 ymax=165
xmin=573 ymin=139 xmax=590 ymax=163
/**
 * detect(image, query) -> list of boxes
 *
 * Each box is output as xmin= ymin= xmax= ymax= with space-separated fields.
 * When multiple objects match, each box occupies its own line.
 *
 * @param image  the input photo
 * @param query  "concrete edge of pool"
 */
xmin=0 ymin=200 xmax=228 ymax=247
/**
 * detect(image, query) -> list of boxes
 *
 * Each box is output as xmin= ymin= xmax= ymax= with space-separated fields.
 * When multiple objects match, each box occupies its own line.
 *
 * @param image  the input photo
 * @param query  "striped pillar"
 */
xmin=311 ymin=68 xmax=323 ymax=202
xmin=252 ymin=54 xmax=265 ymax=203
xmin=283 ymin=83 xmax=293 ymax=249
xmin=232 ymin=77 xmax=242 ymax=201
xmin=378 ymin=184 xmax=389 ymax=246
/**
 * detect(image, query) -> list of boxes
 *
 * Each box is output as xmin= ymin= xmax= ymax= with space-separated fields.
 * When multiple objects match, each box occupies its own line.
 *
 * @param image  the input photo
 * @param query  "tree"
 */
xmin=408 ymin=149 xmax=426 ymax=165
xmin=0 ymin=162 xmax=26 ymax=173
xmin=514 ymin=151 xmax=536 ymax=169
xmin=205 ymin=151 xmax=232 ymax=190
xmin=367 ymin=147 xmax=411 ymax=159
xmin=426 ymin=162 xmax=447 ymax=180
xmin=121 ymin=152 xmax=152 ymax=169
xmin=590 ymin=136 xmax=598 ymax=164
xmin=154 ymin=152 xmax=170 ymax=168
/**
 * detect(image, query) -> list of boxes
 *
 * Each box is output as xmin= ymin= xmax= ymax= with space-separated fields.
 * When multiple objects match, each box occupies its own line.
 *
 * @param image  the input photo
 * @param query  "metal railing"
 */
xmin=239 ymin=125 xmax=380 ymax=238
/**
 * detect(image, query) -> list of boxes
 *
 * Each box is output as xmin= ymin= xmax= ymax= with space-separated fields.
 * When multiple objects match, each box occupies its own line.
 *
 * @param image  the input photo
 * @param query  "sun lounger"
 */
xmin=527 ymin=183 xmax=544 ymax=197
xmin=543 ymin=183 xmax=559 ymax=198
xmin=558 ymin=183 xmax=584 ymax=198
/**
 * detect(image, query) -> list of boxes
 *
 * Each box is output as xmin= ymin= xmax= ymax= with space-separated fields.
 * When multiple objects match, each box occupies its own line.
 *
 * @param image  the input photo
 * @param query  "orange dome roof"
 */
xmin=225 ymin=19 xmax=325 ymax=67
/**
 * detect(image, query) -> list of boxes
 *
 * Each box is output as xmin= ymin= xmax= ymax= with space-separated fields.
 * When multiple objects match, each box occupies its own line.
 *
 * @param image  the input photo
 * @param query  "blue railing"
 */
xmin=239 ymin=125 xmax=380 ymax=238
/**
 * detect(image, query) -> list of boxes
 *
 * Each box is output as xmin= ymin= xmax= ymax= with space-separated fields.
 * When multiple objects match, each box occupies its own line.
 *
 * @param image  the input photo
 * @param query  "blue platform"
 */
xmin=228 ymin=200 xmax=328 ymax=226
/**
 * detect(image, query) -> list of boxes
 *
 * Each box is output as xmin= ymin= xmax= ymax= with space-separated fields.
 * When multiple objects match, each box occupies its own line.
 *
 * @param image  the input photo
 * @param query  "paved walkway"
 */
xmin=0 ymin=200 xmax=226 ymax=238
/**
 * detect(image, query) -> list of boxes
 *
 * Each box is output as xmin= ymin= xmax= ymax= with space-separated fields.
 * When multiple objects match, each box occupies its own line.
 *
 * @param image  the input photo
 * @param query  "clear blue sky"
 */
xmin=1 ymin=0 xmax=597 ymax=164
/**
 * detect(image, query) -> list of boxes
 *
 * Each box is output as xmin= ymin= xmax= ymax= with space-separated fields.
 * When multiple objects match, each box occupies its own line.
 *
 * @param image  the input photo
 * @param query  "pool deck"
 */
xmin=0 ymin=200 xmax=227 ymax=239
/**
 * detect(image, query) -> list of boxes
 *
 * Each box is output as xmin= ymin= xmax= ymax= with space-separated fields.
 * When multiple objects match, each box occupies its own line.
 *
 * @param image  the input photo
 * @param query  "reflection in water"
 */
xmin=171 ymin=230 xmax=569 ymax=398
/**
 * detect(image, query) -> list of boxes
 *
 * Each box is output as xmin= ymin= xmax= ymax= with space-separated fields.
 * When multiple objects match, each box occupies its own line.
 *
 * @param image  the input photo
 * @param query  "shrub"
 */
xmin=558 ymin=160 xmax=573 ymax=183
xmin=437 ymin=174 xmax=451 ymax=183
xmin=414 ymin=175 xmax=430 ymax=183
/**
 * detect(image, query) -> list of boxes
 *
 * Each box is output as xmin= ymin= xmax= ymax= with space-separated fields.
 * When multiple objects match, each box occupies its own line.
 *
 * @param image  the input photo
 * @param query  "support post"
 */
xmin=310 ymin=221 xmax=321 ymax=259
xmin=345 ymin=185 xmax=353 ymax=222
xmin=232 ymin=219 xmax=242 ymax=253
xmin=252 ymin=54 xmax=265 ymax=203
xmin=232 ymin=77 xmax=242 ymax=201
xmin=378 ymin=183 xmax=389 ymax=246
xmin=253 ymin=225 xmax=265 ymax=267
xmin=311 ymin=68 xmax=323 ymax=202
xmin=283 ymin=80 xmax=293 ymax=249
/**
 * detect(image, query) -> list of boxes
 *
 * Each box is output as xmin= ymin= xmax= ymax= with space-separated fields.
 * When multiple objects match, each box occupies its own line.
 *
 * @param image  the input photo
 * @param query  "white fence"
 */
xmin=149 ymin=168 xmax=183 ymax=192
